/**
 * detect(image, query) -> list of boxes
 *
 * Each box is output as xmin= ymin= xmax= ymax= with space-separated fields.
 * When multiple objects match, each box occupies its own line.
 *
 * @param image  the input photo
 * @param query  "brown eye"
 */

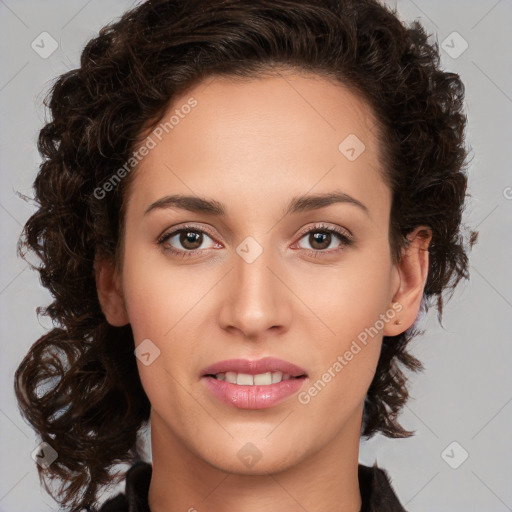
xmin=294 ymin=224 xmax=354 ymax=257
xmin=309 ymin=231 xmax=332 ymax=250
xmin=180 ymin=230 xmax=203 ymax=250
xmin=158 ymin=226 xmax=218 ymax=257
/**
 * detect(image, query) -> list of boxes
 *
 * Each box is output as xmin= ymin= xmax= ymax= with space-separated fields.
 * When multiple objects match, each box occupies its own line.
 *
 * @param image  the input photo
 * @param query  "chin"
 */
xmin=208 ymin=451 xmax=302 ymax=476
xmin=196 ymin=434 xmax=307 ymax=476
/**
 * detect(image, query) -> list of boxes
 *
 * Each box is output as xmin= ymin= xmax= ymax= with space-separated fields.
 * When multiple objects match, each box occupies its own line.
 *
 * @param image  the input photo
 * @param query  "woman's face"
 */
xmin=108 ymin=72 xmax=406 ymax=473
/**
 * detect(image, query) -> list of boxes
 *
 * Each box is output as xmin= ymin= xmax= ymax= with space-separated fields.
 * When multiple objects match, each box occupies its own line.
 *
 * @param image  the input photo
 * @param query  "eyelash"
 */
xmin=157 ymin=223 xmax=354 ymax=259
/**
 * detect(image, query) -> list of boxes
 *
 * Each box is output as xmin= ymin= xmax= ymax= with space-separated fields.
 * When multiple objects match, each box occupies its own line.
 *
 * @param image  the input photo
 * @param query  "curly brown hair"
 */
xmin=14 ymin=0 xmax=477 ymax=509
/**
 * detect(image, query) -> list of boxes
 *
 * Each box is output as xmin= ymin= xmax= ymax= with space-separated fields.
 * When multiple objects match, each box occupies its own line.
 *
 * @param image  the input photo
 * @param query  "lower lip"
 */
xmin=202 ymin=376 xmax=307 ymax=409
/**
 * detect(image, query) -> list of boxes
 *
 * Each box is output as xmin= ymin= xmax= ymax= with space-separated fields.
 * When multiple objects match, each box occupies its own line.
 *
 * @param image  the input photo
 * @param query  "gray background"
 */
xmin=1 ymin=1 xmax=511 ymax=510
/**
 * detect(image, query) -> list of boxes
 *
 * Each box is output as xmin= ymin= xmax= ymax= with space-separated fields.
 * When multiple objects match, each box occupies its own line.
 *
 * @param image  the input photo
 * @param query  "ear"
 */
xmin=94 ymin=254 xmax=130 ymax=327
xmin=383 ymin=226 xmax=432 ymax=336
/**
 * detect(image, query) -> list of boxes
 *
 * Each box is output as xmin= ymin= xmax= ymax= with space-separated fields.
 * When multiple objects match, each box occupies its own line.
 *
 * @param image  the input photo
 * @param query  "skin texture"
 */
xmin=96 ymin=72 xmax=431 ymax=512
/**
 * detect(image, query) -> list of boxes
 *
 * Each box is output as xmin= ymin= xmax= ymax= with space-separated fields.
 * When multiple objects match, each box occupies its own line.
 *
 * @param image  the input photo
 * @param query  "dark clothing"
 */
xmin=100 ymin=462 xmax=407 ymax=511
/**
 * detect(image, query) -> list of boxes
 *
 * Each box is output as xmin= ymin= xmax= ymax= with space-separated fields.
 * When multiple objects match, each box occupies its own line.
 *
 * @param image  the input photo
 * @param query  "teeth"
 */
xmin=236 ymin=373 xmax=254 ymax=385
xmin=214 ymin=371 xmax=294 ymax=385
xmin=225 ymin=372 xmax=237 ymax=384
xmin=271 ymin=371 xmax=283 ymax=383
xmin=253 ymin=372 xmax=272 ymax=385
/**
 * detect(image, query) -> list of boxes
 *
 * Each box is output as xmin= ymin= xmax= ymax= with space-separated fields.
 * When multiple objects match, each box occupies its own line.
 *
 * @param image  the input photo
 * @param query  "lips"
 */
xmin=201 ymin=357 xmax=308 ymax=409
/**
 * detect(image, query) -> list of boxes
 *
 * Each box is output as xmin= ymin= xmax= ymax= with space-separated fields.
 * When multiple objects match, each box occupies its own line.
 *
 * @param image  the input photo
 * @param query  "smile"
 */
xmin=209 ymin=371 xmax=299 ymax=385
xmin=201 ymin=357 xmax=308 ymax=409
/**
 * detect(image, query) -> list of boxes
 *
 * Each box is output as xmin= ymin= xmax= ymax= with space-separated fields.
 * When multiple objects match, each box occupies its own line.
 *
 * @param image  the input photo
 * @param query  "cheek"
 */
xmin=297 ymin=248 xmax=393 ymax=404
xmin=303 ymin=245 xmax=394 ymax=345
xmin=120 ymin=246 xmax=211 ymax=403
xmin=121 ymin=246 xmax=193 ymax=341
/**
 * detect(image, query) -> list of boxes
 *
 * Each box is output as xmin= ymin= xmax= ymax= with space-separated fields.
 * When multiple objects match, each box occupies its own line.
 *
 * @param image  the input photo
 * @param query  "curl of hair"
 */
xmin=14 ymin=0 xmax=477 ymax=509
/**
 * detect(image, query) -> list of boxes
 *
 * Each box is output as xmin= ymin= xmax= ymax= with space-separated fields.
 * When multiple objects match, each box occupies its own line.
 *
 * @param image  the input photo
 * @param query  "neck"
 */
xmin=148 ymin=408 xmax=363 ymax=512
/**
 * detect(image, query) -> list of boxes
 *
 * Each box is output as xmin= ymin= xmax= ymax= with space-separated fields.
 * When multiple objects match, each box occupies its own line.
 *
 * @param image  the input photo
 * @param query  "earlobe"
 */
xmin=94 ymin=255 xmax=130 ymax=327
xmin=384 ymin=226 xmax=432 ymax=337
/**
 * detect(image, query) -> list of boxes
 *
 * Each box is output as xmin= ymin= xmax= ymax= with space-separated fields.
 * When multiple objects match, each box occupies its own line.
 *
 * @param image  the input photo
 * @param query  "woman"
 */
xmin=14 ymin=0 xmax=477 ymax=510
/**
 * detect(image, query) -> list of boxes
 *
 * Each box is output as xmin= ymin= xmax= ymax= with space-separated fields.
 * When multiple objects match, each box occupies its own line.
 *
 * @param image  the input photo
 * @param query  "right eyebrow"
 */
xmin=144 ymin=195 xmax=225 ymax=216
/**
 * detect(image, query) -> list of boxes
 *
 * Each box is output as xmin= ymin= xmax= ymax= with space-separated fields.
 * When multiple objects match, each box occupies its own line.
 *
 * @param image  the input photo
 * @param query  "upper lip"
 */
xmin=201 ymin=357 xmax=307 ymax=377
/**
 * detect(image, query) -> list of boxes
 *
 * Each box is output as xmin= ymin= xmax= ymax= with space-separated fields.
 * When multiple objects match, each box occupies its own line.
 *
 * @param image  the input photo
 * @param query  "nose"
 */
xmin=218 ymin=241 xmax=292 ymax=341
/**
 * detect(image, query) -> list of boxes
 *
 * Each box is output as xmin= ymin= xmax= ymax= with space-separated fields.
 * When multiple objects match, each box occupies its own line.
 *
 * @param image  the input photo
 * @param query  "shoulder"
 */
xmin=358 ymin=463 xmax=407 ymax=512
xmin=99 ymin=462 xmax=152 ymax=512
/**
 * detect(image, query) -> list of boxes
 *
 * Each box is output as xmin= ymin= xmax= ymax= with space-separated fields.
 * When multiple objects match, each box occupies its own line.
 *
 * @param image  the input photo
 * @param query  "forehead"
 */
xmin=166 ymin=71 xmax=379 ymax=154
xmin=126 ymin=71 xmax=389 ymax=220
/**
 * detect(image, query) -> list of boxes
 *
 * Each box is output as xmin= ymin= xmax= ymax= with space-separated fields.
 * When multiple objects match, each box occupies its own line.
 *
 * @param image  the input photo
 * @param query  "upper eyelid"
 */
xmin=295 ymin=223 xmax=352 ymax=240
xmin=159 ymin=224 xmax=217 ymax=243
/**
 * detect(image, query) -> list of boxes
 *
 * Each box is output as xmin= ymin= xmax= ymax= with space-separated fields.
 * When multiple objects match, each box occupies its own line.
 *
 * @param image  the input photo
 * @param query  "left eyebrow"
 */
xmin=143 ymin=190 xmax=370 ymax=217
xmin=284 ymin=191 xmax=370 ymax=217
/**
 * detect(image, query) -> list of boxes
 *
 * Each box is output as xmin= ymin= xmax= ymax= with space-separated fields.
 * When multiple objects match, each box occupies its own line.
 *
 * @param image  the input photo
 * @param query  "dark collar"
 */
xmin=100 ymin=462 xmax=407 ymax=512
